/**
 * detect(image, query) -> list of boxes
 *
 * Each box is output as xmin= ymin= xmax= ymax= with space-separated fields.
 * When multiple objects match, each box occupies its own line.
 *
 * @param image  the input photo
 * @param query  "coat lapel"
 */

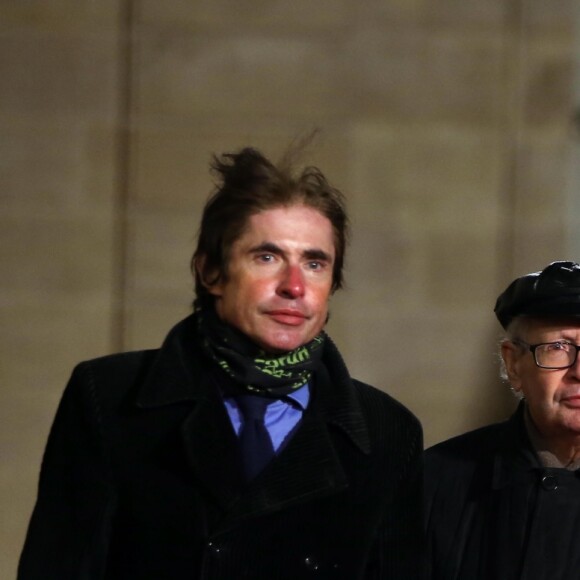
xmin=179 ymin=387 xmax=247 ymax=510
xmin=216 ymin=336 xmax=372 ymax=531
xmin=136 ymin=316 xmax=245 ymax=509
xmin=218 ymin=408 xmax=349 ymax=530
xmin=136 ymin=316 xmax=372 ymax=528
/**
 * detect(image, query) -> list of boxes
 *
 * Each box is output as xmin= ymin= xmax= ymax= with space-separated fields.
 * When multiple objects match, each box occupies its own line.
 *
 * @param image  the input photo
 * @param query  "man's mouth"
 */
xmin=562 ymin=394 xmax=580 ymax=404
xmin=266 ymin=309 xmax=308 ymax=326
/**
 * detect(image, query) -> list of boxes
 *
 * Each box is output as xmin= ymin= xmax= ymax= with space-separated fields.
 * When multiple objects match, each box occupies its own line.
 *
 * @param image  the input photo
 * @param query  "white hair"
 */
xmin=498 ymin=316 xmax=530 ymax=399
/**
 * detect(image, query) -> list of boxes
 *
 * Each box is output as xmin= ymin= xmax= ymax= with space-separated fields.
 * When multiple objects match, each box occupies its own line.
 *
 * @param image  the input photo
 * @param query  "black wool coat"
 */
xmin=425 ymin=403 xmax=580 ymax=580
xmin=19 ymin=315 xmax=424 ymax=580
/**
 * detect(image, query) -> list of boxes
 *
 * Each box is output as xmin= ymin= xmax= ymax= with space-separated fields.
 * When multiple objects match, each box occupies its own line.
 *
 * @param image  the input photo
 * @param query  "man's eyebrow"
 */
xmin=249 ymin=242 xmax=283 ymax=254
xmin=303 ymin=249 xmax=333 ymax=262
xmin=249 ymin=243 xmax=332 ymax=263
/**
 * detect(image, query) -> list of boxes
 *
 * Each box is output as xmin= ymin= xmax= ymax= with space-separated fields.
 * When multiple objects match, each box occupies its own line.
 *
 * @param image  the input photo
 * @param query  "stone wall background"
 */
xmin=1 ymin=1 xmax=578 ymax=577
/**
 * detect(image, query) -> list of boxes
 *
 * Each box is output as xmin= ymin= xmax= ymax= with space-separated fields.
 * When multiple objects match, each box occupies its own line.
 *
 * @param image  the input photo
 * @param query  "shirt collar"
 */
xmin=285 ymin=382 xmax=310 ymax=410
xmin=523 ymin=404 xmax=580 ymax=470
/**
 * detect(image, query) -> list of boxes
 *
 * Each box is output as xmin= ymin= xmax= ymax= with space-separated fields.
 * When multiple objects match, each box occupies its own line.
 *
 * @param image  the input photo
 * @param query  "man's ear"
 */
xmin=501 ymin=341 xmax=523 ymax=393
xmin=195 ymin=255 xmax=223 ymax=297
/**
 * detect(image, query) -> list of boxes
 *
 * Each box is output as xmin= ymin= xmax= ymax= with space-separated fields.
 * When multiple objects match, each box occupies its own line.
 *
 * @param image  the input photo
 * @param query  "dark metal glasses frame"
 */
xmin=513 ymin=339 xmax=580 ymax=369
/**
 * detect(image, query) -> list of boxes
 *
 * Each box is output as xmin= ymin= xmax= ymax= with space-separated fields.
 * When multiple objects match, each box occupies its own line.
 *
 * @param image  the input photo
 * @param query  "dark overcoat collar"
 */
xmin=492 ymin=402 xmax=543 ymax=490
xmin=134 ymin=315 xmax=371 ymax=531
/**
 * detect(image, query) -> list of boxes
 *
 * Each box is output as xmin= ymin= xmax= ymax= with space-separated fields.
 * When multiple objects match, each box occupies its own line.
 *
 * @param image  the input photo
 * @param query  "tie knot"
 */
xmin=236 ymin=395 xmax=270 ymax=421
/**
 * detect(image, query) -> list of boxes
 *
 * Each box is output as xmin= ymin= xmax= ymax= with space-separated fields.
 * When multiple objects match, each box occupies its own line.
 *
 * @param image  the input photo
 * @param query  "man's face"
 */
xmin=206 ymin=204 xmax=335 ymax=353
xmin=503 ymin=318 xmax=580 ymax=440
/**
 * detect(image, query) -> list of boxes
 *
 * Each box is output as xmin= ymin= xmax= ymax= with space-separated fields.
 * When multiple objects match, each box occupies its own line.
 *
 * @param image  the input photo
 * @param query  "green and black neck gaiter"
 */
xmin=196 ymin=305 xmax=325 ymax=397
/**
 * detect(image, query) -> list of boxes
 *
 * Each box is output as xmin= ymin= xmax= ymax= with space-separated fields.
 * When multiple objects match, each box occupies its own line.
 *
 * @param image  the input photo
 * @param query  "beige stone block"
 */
xmin=522 ymin=40 xmax=574 ymax=128
xmin=1 ymin=302 xmax=114 ymax=390
xmin=139 ymin=0 xmax=353 ymax=30
xmin=127 ymin=207 xmax=198 ymax=303
xmin=509 ymin=137 xmax=569 ymax=273
xmin=0 ymin=214 xmax=115 ymax=304
xmin=355 ymin=0 xmax=506 ymax=30
xmin=525 ymin=0 xmax=577 ymax=36
xmin=135 ymin=30 xmax=348 ymax=120
xmin=511 ymin=234 xmax=567 ymax=279
xmin=349 ymin=1 xmax=426 ymax=25
xmin=132 ymin=122 xmax=351 ymax=209
xmin=342 ymin=215 xmax=419 ymax=308
xmin=121 ymin=205 xmax=200 ymax=347
xmin=0 ymin=29 xmax=118 ymax=118
xmin=423 ymin=0 xmax=506 ymax=30
xmin=344 ymin=28 xmax=503 ymax=124
xmin=350 ymin=123 xmax=504 ymax=230
xmin=424 ymin=230 xmax=499 ymax=308
xmin=357 ymin=0 xmax=576 ymax=37
xmin=337 ymin=218 xmax=499 ymax=327
xmin=131 ymin=124 xmax=234 ymax=210
xmin=0 ymin=1 xmax=119 ymax=33
xmin=516 ymin=138 xmax=571 ymax=218
xmin=1 ymin=117 xmax=117 ymax=213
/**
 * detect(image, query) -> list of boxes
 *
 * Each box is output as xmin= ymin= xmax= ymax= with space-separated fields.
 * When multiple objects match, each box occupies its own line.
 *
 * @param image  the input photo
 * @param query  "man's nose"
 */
xmin=567 ymin=348 xmax=580 ymax=377
xmin=277 ymin=264 xmax=305 ymax=299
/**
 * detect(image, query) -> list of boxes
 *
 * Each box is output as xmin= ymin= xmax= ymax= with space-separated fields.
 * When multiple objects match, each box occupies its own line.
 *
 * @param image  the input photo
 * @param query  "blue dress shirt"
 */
xmin=223 ymin=384 xmax=310 ymax=452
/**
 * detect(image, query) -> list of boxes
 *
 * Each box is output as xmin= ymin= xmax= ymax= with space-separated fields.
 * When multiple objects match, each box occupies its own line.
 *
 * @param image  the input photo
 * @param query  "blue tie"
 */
xmin=236 ymin=395 xmax=275 ymax=480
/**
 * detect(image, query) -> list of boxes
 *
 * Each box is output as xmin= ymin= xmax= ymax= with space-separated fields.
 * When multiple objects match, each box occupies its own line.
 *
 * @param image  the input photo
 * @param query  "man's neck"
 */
xmin=524 ymin=405 xmax=580 ymax=470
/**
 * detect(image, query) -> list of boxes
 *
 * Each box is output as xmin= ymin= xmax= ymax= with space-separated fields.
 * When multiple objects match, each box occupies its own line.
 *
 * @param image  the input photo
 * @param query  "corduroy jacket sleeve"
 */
xmin=379 ymin=423 xmax=424 ymax=578
xmin=353 ymin=381 xmax=425 ymax=579
xmin=18 ymin=362 xmax=117 ymax=580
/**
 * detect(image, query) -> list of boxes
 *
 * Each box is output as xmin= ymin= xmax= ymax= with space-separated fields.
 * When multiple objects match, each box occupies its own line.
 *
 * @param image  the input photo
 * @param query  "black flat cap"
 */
xmin=494 ymin=261 xmax=580 ymax=329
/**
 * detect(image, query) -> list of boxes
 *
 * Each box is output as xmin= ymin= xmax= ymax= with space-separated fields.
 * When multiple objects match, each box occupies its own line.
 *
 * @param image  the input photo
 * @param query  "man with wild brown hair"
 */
xmin=19 ymin=145 xmax=423 ymax=579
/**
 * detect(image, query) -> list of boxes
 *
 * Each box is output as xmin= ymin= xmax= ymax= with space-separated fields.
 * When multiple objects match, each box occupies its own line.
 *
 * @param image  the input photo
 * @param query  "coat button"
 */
xmin=541 ymin=474 xmax=558 ymax=491
xmin=304 ymin=556 xmax=319 ymax=571
xmin=207 ymin=541 xmax=221 ymax=556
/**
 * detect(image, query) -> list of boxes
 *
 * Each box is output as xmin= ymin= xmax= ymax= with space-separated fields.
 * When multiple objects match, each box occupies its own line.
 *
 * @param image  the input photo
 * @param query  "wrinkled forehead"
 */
xmin=515 ymin=316 xmax=580 ymax=340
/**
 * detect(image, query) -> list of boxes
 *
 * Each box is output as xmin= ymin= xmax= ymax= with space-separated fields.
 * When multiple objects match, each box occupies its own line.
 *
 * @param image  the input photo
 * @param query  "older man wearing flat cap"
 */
xmin=425 ymin=261 xmax=580 ymax=580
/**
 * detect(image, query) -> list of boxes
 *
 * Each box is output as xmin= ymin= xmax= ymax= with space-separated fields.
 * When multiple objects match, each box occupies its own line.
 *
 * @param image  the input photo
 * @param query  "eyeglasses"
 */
xmin=513 ymin=339 xmax=580 ymax=369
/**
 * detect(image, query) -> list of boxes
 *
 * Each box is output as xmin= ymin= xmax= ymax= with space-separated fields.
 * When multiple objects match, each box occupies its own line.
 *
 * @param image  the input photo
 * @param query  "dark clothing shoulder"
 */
xmin=19 ymin=315 xmax=423 ymax=580
xmin=425 ymin=404 xmax=580 ymax=580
